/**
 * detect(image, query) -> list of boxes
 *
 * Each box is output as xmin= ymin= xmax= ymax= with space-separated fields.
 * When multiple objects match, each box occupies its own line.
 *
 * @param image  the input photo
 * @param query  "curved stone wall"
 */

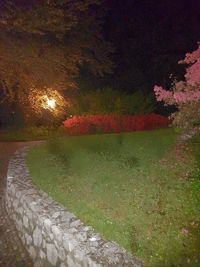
xmin=5 ymin=147 xmax=144 ymax=267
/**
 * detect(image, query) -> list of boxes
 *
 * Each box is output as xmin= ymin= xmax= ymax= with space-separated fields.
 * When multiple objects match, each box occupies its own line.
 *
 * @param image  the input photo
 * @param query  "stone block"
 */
xmin=46 ymin=243 xmax=58 ymax=266
xmin=23 ymin=215 xmax=29 ymax=229
xmin=26 ymin=209 xmax=33 ymax=220
xmin=52 ymin=211 xmax=61 ymax=219
xmin=43 ymin=218 xmax=52 ymax=232
xmin=13 ymin=199 xmax=19 ymax=209
xmin=76 ymin=231 xmax=88 ymax=242
xmin=51 ymin=225 xmax=62 ymax=244
xmin=67 ymin=255 xmax=78 ymax=267
xmin=33 ymin=226 xmax=43 ymax=247
xmin=58 ymin=247 xmax=66 ymax=262
xmin=29 ymin=246 xmax=37 ymax=260
xmin=70 ymin=219 xmax=82 ymax=228
xmin=63 ymin=233 xmax=77 ymax=252
xmin=42 ymin=239 xmax=46 ymax=249
xmin=39 ymin=249 xmax=46 ymax=260
xmin=25 ymin=233 xmax=32 ymax=246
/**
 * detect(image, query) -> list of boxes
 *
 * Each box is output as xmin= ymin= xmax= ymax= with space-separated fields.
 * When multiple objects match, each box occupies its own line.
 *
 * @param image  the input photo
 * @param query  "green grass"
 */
xmin=27 ymin=128 xmax=200 ymax=267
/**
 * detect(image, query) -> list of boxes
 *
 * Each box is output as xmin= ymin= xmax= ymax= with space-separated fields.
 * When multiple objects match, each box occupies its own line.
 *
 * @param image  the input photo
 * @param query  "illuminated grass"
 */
xmin=27 ymin=129 xmax=200 ymax=267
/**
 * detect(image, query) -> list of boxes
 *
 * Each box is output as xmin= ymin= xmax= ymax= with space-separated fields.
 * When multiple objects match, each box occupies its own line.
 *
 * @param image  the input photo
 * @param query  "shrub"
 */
xmin=67 ymin=87 xmax=155 ymax=116
xmin=63 ymin=113 xmax=169 ymax=135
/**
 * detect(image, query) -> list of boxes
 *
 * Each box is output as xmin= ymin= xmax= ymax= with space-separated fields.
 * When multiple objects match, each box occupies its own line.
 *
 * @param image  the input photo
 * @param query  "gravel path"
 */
xmin=0 ymin=142 xmax=39 ymax=267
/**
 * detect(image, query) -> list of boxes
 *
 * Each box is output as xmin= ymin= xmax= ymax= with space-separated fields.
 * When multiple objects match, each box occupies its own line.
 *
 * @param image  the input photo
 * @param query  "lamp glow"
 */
xmin=47 ymin=98 xmax=56 ymax=109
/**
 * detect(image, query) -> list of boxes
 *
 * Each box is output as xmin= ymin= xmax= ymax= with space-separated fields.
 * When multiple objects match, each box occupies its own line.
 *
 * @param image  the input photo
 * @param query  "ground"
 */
xmin=27 ymin=129 xmax=200 ymax=267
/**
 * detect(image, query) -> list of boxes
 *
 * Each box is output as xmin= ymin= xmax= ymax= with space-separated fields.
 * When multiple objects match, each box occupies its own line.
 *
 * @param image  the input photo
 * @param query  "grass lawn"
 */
xmin=0 ymin=126 xmax=62 ymax=141
xmin=27 ymin=128 xmax=200 ymax=267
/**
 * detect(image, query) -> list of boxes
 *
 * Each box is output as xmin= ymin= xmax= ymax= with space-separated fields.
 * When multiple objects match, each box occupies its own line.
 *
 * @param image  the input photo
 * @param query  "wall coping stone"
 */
xmin=5 ymin=146 xmax=144 ymax=267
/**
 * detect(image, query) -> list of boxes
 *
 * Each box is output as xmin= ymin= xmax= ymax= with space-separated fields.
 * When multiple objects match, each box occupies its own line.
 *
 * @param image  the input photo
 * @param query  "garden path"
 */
xmin=0 ymin=142 xmax=40 ymax=267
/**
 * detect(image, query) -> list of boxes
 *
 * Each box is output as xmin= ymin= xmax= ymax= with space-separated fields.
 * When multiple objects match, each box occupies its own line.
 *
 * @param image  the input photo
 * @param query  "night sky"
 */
xmin=87 ymin=0 xmax=200 ymax=93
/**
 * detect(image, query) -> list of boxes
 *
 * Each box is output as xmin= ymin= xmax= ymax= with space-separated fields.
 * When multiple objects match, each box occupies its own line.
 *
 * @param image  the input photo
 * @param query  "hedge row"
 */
xmin=63 ymin=114 xmax=169 ymax=135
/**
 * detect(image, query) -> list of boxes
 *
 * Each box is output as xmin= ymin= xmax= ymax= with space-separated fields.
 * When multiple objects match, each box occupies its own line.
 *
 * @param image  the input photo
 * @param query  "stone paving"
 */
xmin=0 ymin=142 xmax=35 ymax=267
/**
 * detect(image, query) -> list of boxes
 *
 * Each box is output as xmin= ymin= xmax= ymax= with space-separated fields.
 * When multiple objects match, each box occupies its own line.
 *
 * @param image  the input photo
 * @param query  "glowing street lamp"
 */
xmin=47 ymin=98 xmax=56 ymax=109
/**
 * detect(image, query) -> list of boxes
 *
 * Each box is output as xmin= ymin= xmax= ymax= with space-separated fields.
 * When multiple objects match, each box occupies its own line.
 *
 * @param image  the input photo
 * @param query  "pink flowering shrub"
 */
xmin=63 ymin=114 xmax=169 ymax=135
xmin=154 ymin=44 xmax=200 ymax=131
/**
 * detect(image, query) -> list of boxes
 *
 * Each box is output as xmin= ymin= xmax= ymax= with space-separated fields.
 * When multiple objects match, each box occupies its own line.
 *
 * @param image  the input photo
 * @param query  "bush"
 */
xmin=63 ymin=113 xmax=169 ymax=135
xmin=67 ymin=87 xmax=155 ymax=116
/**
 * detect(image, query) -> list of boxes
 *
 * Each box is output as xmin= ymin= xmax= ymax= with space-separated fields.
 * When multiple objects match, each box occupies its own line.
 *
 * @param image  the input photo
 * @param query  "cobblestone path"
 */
xmin=0 ymin=142 xmax=35 ymax=267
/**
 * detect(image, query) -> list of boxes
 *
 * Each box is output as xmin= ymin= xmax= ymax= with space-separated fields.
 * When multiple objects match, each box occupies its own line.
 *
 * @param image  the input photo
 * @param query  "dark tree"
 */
xmin=0 ymin=0 xmax=113 ymax=125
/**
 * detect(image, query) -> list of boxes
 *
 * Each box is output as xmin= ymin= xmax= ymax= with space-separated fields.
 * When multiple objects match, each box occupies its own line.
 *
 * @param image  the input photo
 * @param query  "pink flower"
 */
xmin=154 ymin=43 xmax=200 ymax=105
xmin=154 ymin=85 xmax=174 ymax=103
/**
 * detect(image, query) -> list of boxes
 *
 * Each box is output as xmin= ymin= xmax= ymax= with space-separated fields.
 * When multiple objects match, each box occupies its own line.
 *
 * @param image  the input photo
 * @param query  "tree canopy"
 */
xmin=0 ymin=0 xmax=113 ymax=101
xmin=154 ymin=44 xmax=200 ymax=132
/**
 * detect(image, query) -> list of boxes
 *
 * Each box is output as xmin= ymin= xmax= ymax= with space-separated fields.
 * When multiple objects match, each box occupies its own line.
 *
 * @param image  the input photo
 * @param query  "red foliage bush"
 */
xmin=63 ymin=114 xmax=169 ymax=135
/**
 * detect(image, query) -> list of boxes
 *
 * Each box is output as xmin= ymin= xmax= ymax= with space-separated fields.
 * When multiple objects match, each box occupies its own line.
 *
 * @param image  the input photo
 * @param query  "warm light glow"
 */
xmin=47 ymin=98 xmax=56 ymax=109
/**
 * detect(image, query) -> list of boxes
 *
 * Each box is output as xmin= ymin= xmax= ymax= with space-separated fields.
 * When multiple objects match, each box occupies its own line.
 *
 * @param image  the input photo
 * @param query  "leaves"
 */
xmin=63 ymin=114 xmax=169 ymax=135
xmin=154 ymin=44 xmax=200 ymax=131
xmin=0 ymin=0 xmax=113 ymax=115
